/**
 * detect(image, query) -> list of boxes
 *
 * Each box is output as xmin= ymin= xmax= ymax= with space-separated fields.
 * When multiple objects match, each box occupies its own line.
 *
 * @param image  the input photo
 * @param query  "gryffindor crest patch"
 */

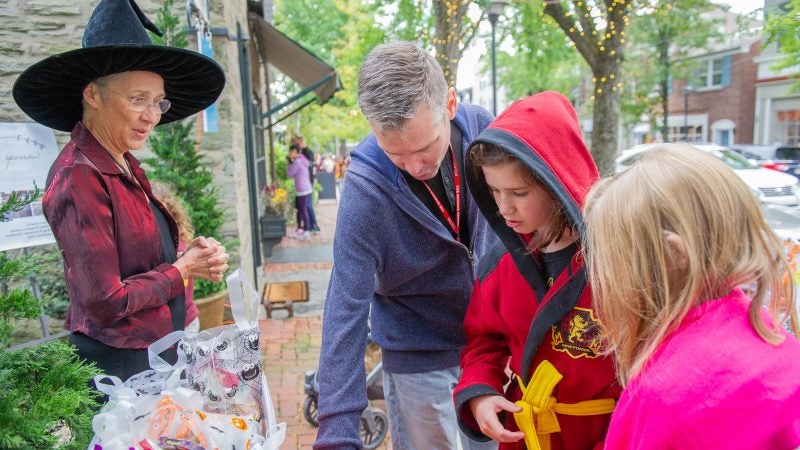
xmin=551 ymin=307 xmax=603 ymax=359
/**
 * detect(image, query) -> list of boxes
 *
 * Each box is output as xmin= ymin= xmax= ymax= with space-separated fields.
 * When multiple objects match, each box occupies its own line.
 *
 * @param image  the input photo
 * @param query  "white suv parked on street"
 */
xmin=616 ymin=143 xmax=800 ymax=207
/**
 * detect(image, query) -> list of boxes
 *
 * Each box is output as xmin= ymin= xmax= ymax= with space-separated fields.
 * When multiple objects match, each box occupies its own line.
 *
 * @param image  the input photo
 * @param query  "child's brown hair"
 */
xmin=468 ymin=142 xmax=571 ymax=252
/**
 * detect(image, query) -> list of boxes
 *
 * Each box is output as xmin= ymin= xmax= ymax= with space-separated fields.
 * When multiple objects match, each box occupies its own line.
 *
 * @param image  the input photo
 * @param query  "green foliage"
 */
xmin=380 ymin=0 xmax=432 ymax=43
xmin=625 ymin=0 xmax=723 ymax=136
xmin=0 ymin=340 xmax=102 ymax=449
xmin=498 ymin=3 xmax=586 ymax=100
xmin=274 ymin=0 xmax=382 ymax=152
xmin=0 ymin=192 xmax=100 ymax=449
xmin=766 ymin=0 xmax=800 ymax=82
xmin=0 ymin=190 xmax=43 ymax=348
xmin=0 ymin=189 xmax=39 ymax=222
xmin=33 ymin=245 xmax=70 ymax=319
xmin=5 ymin=190 xmax=69 ymax=320
xmin=144 ymin=0 xmax=226 ymax=298
xmin=144 ymin=120 xmax=225 ymax=241
xmin=150 ymin=0 xmax=188 ymax=48
xmin=375 ymin=0 xmax=483 ymax=87
xmin=274 ymin=0 xmax=348 ymax=62
xmin=0 ymin=283 xmax=41 ymax=348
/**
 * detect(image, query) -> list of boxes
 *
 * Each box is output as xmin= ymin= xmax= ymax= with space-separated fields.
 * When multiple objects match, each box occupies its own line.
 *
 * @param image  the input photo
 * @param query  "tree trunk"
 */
xmin=541 ymin=1 xmax=629 ymax=176
xmin=658 ymin=32 xmax=671 ymax=141
xmin=592 ymin=65 xmax=621 ymax=176
xmin=659 ymin=81 xmax=670 ymax=142
xmin=433 ymin=0 xmax=467 ymax=87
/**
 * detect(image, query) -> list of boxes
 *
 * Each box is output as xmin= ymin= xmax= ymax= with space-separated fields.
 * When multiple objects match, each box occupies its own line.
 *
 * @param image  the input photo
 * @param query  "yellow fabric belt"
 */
xmin=512 ymin=360 xmax=615 ymax=450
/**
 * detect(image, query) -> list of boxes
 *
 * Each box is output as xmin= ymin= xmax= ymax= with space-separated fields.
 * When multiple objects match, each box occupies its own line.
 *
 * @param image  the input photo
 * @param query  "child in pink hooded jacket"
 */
xmin=583 ymin=144 xmax=800 ymax=449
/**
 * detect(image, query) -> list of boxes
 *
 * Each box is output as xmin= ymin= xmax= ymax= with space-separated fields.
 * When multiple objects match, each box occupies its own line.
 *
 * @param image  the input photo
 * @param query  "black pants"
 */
xmin=69 ymin=332 xmax=177 ymax=382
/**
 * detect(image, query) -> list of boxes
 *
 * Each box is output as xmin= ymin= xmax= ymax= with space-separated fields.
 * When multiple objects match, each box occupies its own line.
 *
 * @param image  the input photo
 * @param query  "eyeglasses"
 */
xmin=96 ymin=82 xmax=171 ymax=115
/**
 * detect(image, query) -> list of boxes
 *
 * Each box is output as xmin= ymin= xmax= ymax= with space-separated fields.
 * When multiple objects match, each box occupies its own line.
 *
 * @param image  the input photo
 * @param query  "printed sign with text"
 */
xmin=0 ymin=122 xmax=58 ymax=252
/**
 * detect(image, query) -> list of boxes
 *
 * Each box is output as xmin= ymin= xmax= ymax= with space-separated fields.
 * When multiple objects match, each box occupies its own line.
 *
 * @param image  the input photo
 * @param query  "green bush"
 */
xmin=0 ymin=341 xmax=101 ymax=449
xmin=34 ymin=244 xmax=70 ymax=319
xmin=0 ymin=191 xmax=44 ymax=347
xmin=1 ymin=190 xmax=101 ymax=449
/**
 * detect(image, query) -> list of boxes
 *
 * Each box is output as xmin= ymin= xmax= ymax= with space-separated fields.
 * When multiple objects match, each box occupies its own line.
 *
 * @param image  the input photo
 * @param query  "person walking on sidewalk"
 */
xmin=287 ymin=143 xmax=312 ymax=240
xmin=293 ymin=134 xmax=320 ymax=233
xmin=314 ymin=41 xmax=497 ymax=450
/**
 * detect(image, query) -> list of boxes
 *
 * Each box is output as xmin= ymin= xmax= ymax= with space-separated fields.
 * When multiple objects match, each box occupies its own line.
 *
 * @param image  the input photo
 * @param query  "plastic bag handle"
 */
xmin=92 ymin=374 xmax=126 ymax=398
xmin=260 ymin=375 xmax=287 ymax=448
xmin=147 ymin=329 xmax=185 ymax=371
xmin=226 ymin=269 xmax=261 ymax=329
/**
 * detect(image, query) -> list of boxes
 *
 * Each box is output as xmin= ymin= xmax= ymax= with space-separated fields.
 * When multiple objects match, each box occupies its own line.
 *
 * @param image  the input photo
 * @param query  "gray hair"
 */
xmin=358 ymin=42 xmax=449 ymax=132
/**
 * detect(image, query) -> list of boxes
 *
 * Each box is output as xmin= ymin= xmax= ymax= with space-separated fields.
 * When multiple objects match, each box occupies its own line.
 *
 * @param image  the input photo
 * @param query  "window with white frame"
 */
xmin=777 ymin=110 xmax=800 ymax=146
xmin=668 ymin=125 xmax=704 ymax=143
xmin=693 ymin=56 xmax=730 ymax=89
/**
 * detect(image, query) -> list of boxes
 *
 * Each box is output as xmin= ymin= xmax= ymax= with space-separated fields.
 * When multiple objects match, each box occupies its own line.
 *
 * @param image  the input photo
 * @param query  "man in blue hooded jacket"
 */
xmin=313 ymin=41 xmax=498 ymax=450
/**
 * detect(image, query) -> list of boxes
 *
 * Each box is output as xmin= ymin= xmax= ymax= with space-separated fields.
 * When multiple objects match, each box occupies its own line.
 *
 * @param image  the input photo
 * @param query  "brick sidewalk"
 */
xmin=260 ymin=196 xmax=392 ymax=449
xmin=259 ymin=316 xmax=392 ymax=449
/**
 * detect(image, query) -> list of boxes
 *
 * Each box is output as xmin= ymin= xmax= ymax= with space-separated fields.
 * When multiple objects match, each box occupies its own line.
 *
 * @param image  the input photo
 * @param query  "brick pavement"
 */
xmin=259 ymin=316 xmax=391 ymax=449
xmin=260 ymin=195 xmax=393 ymax=449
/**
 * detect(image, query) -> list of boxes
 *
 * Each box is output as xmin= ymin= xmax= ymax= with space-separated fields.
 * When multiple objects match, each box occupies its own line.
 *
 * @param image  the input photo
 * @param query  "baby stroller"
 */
xmin=303 ymin=343 xmax=388 ymax=449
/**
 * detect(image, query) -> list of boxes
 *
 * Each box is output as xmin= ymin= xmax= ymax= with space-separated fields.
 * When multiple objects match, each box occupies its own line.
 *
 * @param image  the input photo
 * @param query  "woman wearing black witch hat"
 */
xmin=12 ymin=0 xmax=229 ymax=381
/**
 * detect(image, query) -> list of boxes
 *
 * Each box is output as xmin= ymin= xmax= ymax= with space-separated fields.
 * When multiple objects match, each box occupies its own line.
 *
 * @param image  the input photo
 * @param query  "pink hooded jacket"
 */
xmin=605 ymin=288 xmax=800 ymax=449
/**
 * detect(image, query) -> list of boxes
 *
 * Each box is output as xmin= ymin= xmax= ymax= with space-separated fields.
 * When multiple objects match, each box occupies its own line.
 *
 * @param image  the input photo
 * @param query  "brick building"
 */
xmin=666 ymin=37 xmax=760 ymax=146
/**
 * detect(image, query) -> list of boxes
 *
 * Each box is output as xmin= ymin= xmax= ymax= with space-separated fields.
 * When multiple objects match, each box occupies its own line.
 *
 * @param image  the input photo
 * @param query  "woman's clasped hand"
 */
xmin=175 ymin=236 xmax=230 ymax=283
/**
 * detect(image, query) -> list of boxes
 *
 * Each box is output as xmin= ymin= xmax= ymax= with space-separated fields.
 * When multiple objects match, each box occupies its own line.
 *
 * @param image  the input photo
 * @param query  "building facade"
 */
xmin=753 ymin=0 xmax=800 ymax=146
xmin=666 ymin=37 xmax=760 ymax=146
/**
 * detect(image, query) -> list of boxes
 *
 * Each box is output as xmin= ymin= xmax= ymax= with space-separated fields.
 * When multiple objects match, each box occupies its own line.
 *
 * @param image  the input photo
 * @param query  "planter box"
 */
xmin=260 ymin=215 xmax=286 ymax=258
xmin=260 ymin=215 xmax=287 ymax=239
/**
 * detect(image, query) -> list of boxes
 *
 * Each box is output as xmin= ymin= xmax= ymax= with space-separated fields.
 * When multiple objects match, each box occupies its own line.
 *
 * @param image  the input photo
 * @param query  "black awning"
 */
xmin=248 ymin=12 xmax=342 ymax=122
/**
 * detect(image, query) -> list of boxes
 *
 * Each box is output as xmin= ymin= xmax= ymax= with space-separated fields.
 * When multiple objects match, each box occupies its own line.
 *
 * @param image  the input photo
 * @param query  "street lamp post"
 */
xmin=487 ymin=0 xmax=508 ymax=116
xmin=683 ymin=84 xmax=695 ymax=142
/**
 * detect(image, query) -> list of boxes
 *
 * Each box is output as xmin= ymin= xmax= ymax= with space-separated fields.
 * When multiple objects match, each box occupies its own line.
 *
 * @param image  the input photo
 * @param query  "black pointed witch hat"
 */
xmin=12 ymin=0 xmax=225 ymax=132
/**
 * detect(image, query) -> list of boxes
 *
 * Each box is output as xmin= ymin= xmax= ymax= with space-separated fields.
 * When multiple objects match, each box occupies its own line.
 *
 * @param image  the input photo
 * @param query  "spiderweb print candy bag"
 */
xmin=179 ymin=269 xmax=285 ymax=444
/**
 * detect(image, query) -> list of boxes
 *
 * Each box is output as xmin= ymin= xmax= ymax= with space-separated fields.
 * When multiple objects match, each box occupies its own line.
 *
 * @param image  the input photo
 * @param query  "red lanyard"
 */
xmin=422 ymin=145 xmax=461 ymax=241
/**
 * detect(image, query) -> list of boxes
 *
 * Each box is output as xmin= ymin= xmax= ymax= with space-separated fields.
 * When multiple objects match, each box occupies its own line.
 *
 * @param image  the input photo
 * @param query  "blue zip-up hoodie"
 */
xmin=315 ymin=104 xmax=497 ymax=449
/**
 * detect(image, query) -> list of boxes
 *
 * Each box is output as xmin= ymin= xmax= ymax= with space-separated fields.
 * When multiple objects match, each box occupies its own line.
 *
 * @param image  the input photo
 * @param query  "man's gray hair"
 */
xmin=358 ymin=42 xmax=449 ymax=132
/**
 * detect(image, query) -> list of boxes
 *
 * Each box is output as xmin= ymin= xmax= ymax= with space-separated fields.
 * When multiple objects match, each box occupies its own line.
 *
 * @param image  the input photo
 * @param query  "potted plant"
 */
xmin=261 ymin=184 xmax=288 ymax=257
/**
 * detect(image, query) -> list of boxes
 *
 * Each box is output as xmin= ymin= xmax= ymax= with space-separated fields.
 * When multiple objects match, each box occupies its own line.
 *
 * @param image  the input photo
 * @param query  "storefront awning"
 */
xmin=248 ymin=12 xmax=341 ymax=122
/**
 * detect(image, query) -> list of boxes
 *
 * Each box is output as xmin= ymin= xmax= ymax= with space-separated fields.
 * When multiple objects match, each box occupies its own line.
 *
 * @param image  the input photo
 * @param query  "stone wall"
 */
xmin=0 ymin=1 xmax=86 ymax=132
xmin=0 ymin=0 xmax=258 ymax=288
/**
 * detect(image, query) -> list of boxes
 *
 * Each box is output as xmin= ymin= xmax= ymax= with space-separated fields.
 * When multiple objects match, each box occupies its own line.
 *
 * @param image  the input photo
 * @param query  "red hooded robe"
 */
xmin=454 ymin=91 xmax=620 ymax=450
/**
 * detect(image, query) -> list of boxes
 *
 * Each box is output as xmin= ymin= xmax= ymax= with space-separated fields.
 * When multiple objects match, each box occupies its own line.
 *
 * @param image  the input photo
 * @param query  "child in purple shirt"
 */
xmin=287 ymin=144 xmax=313 ymax=239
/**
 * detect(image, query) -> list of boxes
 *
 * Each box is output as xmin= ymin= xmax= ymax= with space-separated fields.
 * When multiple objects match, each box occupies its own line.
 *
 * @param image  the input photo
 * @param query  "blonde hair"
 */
xmin=469 ymin=142 xmax=570 ymax=251
xmin=583 ymin=144 xmax=798 ymax=386
xmin=150 ymin=180 xmax=194 ymax=244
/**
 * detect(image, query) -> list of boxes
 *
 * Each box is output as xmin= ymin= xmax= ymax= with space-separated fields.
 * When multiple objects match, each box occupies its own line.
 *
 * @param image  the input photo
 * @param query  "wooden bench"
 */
xmin=262 ymin=281 xmax=309 ymax=318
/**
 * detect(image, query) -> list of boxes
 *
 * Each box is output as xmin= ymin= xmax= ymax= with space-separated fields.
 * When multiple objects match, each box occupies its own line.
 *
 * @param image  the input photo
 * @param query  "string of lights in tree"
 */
xmin=542 ymin=0 xmax=631 ymax=100
xmin=431 ymin=0 xmax=471 ymax=85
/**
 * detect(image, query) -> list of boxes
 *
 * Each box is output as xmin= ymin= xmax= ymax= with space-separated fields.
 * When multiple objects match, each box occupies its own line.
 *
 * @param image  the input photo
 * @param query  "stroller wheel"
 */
xmin=303 ymin=395 xmax=319 ymax=427
xmin=360 ymin=407 xmax=388 ymax=449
